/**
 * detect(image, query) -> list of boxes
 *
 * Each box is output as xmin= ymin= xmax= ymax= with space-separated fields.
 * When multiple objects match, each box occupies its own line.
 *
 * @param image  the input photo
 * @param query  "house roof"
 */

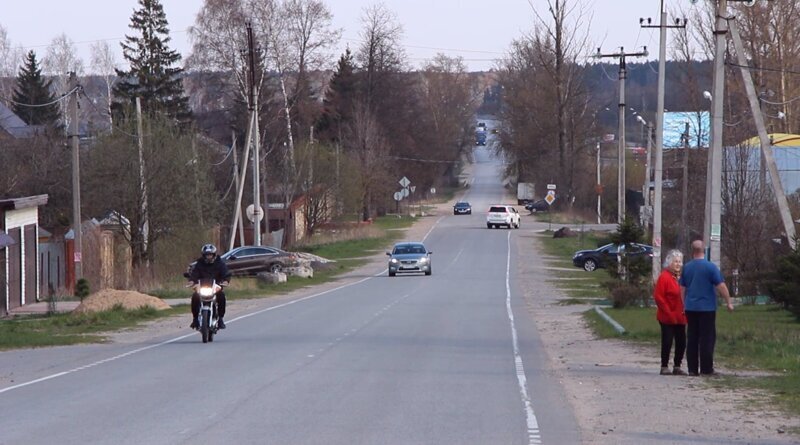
xmin=742 ymin=133 xmax=800 ymax=147
xmin=0 ymin=194 xmax=49 ymax=211
xmin=0 ymin=101 xmax=42 ymax=138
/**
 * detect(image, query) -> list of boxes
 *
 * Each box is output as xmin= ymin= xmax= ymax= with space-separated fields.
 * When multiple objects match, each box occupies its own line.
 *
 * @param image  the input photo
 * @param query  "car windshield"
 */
xmin=394 ymin=245 xmax=425 ymax=255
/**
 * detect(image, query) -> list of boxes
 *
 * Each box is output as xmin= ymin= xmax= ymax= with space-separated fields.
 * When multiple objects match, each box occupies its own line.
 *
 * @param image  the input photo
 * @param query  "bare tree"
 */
xmin=42 ymin=33 xmax=84 ymax=129
xmin=0 ymin=24 xmax=24 ymax=102
xmin=346 ymin=101 xmax=390 ymax=221
xmin=89 ymin=41 xmax=119 ymax=129
xmin=418 ymin=54 xmax=480 ymax=187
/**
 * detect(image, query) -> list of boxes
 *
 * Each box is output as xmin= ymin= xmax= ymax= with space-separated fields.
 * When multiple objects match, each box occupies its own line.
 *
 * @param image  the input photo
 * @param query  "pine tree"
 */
xmin=112 ymin=0 xmax=191 ymax=123
xmin=317 ymin=48 xmax=357 ymax=142
xmin=12 ymin=51 xmax=60 ymax=126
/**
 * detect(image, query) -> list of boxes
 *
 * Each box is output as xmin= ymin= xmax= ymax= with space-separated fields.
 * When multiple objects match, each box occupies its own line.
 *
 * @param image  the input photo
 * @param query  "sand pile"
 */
xmin=73 ymin=289 xmax=172 ymax=313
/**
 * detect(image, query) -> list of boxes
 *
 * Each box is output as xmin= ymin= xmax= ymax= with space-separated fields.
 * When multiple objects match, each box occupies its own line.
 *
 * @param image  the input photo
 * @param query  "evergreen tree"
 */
xmin=317 ymin=48 xmax=357 ymax=142
xmin=12 ymin=51 xmax=60 ymax=126
xmin=112 ymin=0 xmax=191 ymax=123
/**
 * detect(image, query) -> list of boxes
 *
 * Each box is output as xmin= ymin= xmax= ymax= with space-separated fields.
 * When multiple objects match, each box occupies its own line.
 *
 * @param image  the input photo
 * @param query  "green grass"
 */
xmin=0 ymin=305 xmax=185 ymax=350
xmin=585 ymin=305 xmax=800 ymax=417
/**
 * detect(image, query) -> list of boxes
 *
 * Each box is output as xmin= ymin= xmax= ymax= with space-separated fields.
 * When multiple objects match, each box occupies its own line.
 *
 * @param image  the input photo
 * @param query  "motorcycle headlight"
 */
xmin=199 ymin=287 xmax=215 ymax=297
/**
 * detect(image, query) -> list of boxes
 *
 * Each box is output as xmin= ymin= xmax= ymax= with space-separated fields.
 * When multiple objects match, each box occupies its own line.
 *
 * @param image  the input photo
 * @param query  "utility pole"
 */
xmin=641 ymin=2 xmax=686 ymax=282
xmin=705 ymin=0 xmax=729 ymax=265
xmin=230 ymin=133 xmax=245 ymax=247
xmin=228 ymin=23 xmax=258 ymax=252
xmin=596 ymin=142 xmax=602 ymax=224
xmin=68 ymin=72 xmax=82 ymax=281
xmin=680 ymin=122 xmax=690 ymax=251
xmin=594 ymin=47 xmax=648 ymax=224
xmin=247 ymin=23 xmax=262 ymax=246
xmin=135 ymin=97 xmax=150 ymax=267
xmin=637 ymin=116 xmax=653 ymax=212
xmin=729 ymin=19 xmax=796 ymax=247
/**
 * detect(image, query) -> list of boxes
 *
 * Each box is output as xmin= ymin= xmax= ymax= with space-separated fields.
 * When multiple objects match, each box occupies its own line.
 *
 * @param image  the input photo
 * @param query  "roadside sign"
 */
xmin=393 ymin=191 xmax=403 ymax=201
xmin=399 ymin=176 xmax=411 ymax=188
xmin=401 ymin=188 xmax=409 ymax=198
xmin=546 ymin=190 xmax=555 ymax=197
xmin=710 ymin=224 xmax=721 ymax=241
xmin=545 ymin=194 xmax=556 ymax=205
xmin=430 ymin=187 xmax=436 ymax=194
xmin=409 ymin=185 xmax=416 ymax=193
xmin=547 ymin=184 xmax=557 ymax=190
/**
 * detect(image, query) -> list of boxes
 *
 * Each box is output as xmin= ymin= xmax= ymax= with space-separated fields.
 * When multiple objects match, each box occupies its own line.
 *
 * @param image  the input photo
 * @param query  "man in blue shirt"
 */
xmin=679 ymin=240 xmax=734 ymax=376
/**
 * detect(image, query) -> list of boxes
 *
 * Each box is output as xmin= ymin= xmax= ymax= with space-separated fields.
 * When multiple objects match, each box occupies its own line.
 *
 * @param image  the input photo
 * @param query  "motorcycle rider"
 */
xmin=188 ymin=244 xmax=231 ymax=329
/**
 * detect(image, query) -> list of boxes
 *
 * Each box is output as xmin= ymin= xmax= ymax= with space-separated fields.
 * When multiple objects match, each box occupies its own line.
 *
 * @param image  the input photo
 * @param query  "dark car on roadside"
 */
xmin=572 ymin=243 xmax=653 ymax=272
xmin=525 ymin=199 xmax=549 ymax=213
xmin=187 ymin=245 xmax=300 ymax=276
xmin=453 ymin=201 xmax=472 ymax=215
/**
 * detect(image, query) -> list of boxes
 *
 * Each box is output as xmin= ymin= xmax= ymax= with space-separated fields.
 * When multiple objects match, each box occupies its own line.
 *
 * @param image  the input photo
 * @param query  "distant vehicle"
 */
xmin=475 ymin=122 xmax=487 ymax=145
xmin=386 ymin=242 xmax=433 ymax=277
xmin=517 ymin=182 xmax=535 ymax=205
xmin=525 ymin=199 xmax=549 ymax=213
xmin=486 ymin=205 xmax=521 ymax=229
xmin=475 ymin=129 xmax=487 ymax=145
xmin=188 ymin=246 xmax=300 ymax=276
xmin=572 ymin=243 xmax=654 ymax=272
xmin=453 ymin=201 xmax=472 ymax=215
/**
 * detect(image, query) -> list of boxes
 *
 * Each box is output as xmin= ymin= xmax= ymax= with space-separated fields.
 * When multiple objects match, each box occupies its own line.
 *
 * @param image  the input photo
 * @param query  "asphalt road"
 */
xmin=0 ymin=142 xmax=581 ymax=444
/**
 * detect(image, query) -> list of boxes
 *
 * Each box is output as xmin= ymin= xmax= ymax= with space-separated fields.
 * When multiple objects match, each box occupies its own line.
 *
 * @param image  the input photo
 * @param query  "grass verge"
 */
xmin=0 ymin=305 xmax=185 ymax=350
xmin=585 ymin=305 xmax=800 ymax=418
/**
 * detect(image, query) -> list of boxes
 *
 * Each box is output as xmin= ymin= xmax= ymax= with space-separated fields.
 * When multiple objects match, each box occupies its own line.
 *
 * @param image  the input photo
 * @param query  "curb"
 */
xmin=594 ymin=305 xmax=626 ymax=335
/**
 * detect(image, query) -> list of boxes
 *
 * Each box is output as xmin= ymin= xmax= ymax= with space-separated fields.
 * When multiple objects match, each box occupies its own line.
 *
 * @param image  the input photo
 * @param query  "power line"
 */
xmin=1 ymin=85 xmax=80 ymax=108
xmin=726 ymin=61 xmax=800 ymax=76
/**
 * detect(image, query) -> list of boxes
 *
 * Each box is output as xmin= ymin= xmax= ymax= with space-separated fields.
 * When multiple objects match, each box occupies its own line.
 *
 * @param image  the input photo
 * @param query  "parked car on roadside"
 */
xmin=453 ymin=201 xmax=472 ymax=215
xmin=486 ymin=205 xmax=520 ymax=229
xmin=187 ymin=245 xmax=301 ymax=276
xmin=572 ymin=243 xmax=653 ymax=272
xmin=525 ymin=199 xmax=549 ymax=213
xmin=386 ymin=242 xmax=433 ymax=277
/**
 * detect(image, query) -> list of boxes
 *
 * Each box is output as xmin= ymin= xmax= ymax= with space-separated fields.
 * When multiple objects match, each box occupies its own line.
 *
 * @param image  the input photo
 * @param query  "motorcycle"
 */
xmin=192 ymin=278 xmax=222 ymax=343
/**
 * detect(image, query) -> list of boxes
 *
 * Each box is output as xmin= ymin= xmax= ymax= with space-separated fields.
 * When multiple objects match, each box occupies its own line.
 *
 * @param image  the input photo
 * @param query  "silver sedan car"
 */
xmin=386 ymin=242 xmax=433 ymax=277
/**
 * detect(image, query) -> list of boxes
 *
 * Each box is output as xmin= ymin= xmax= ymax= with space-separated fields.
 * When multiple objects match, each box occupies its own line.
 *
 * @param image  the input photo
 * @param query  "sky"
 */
xmin=0 ymin=1 xmax=703 ymax=73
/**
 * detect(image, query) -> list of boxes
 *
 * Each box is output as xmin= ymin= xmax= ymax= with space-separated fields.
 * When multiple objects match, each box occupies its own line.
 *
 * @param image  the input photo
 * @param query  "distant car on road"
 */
xmin=386 ymin=242 xmax=433 ymax=277
xmin=572 ymin=243 xmax=653 ymax=272
xmin=453 ymin=201 xmax=472 ymax=215
xmin=486 ymin=205 xmax=521 ymax=229
xmin=187 ymin=245 xmax=300 ymax=276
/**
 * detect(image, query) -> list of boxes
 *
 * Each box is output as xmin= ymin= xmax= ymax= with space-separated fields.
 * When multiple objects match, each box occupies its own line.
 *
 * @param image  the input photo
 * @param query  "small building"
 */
xmin=1 ymin=194 xmax=49 ymax=315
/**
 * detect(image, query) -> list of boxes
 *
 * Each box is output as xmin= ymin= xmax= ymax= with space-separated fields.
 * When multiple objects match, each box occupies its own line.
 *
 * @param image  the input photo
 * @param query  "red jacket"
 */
xmin=654 ymin=269 xmax=687 ymax=325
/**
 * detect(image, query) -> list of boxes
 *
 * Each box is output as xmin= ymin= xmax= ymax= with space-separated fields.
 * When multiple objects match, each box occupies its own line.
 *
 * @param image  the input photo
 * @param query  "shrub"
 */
xmin=766 ymin=248 xmax=800 ymax=320
xmin=75 ymin=278 xmax=90 ymax=301
xmin=606 ymin=281 xmax=649 ymax=308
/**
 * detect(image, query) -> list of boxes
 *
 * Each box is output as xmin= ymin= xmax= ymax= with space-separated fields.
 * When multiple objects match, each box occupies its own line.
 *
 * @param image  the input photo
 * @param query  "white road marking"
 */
xmin=505 ymin=232 xmax=542 ymax=445
xmin=422 ymin=216 xmax=444 ymax=241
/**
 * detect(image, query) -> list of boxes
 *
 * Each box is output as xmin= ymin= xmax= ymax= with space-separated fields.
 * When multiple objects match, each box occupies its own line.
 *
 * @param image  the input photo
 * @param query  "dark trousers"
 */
xmin=191 ymin=291 xmax=226 ymax=319
xmin=685 ymin=311 xmax=716 ymax=374
xmin=659 ymin=322 xmax=686 ymax=368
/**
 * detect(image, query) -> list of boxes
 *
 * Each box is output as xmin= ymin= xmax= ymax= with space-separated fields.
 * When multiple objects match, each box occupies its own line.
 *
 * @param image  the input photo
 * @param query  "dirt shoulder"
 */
xmin=517 ymin=231 xmax=800 ymax=444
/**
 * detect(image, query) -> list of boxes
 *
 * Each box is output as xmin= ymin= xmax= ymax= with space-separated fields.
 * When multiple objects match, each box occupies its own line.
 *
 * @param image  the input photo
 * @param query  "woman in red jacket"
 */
xmin=654 ymin=249 xmax=687 ymax=375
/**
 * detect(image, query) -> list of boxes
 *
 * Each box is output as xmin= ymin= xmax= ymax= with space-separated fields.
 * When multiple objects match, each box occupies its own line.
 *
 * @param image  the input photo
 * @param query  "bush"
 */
xmin=766 ymin=248 xmax=800 ymax=319
xmin=75 ymin=278 xmax=90 ymax=301
xmin=607 ymin=281 xmax=649 ymax=308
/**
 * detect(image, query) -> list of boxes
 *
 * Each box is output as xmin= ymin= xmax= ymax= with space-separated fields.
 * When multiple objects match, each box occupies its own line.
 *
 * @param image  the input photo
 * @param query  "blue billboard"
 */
xmin=662 ymin=111 xmax=710 ymax=148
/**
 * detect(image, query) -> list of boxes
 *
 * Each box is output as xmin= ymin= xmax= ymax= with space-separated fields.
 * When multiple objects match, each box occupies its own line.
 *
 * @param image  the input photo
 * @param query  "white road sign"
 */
xmin=399 ymin=176 xmax=411 ymax=188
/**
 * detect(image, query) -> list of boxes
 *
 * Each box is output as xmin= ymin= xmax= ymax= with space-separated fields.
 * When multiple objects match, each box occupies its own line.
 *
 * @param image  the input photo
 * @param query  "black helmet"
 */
xmin=201 ymin=244 xmax=217 ymax=263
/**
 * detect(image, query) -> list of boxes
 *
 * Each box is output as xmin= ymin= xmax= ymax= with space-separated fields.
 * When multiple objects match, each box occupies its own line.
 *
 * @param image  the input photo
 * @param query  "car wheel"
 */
xmin=269 ymin=263 xmax=283 ymax=273
xmin=583 ymin=259 xmax=597 ymax=272
xmin=425 ymin=269 xmax=432 ymax=276
xmin=487 ymin=223 xmax=492 ymax=229
xmin=389 ymin=271 xmax=396 ymax=277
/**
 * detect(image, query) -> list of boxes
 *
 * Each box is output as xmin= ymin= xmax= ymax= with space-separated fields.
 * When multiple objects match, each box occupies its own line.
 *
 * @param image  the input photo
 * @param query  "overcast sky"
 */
xmin=1 ymin=1 xmax=704 ymax=73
